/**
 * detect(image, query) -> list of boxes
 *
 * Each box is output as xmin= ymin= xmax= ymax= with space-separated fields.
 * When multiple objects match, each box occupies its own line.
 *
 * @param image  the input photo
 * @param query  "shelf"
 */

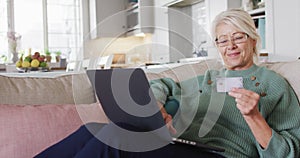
xmin=126 ymin=3 xmax=138 ymax=12
xmin=246 ymin=6 xmax=266 ymax=50
xmin=252 ymin=15 xmax=265 ymax=19
xmin=248 ymin=7 xmax=265 ymax=16
xmin=126 ymin=0 xmax=154 ymax=36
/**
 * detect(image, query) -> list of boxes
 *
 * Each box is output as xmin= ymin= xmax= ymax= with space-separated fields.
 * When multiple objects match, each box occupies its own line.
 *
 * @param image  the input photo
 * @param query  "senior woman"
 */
xmin=35 ymin=8 xmax=300 ymax=158
xmin=152 ymin=8 xmax=300 ymax=157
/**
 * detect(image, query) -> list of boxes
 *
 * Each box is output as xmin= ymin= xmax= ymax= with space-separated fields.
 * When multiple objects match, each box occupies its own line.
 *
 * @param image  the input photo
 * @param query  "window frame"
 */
xmin=2 ymin=0 xmax=84 ymax=63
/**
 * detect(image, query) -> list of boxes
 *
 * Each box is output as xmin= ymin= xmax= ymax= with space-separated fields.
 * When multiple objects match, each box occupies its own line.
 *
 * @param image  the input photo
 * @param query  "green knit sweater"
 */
xmin=150 ymin=64 xmax=300 ymax=158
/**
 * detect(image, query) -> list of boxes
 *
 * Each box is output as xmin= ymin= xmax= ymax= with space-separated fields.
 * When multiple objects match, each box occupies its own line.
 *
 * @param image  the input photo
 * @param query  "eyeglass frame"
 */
xmin=215 ymin=32 xmax=249 ymax=47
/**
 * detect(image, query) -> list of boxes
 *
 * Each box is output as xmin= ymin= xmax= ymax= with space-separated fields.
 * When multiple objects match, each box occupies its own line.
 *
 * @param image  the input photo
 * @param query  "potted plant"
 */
xmin=45 ymin=49 xmax=52 ymax=62
xmin=55 ymin=51 xmax=62 ymax=63
xmin=0 ymin=55 xmax=7 ymax=63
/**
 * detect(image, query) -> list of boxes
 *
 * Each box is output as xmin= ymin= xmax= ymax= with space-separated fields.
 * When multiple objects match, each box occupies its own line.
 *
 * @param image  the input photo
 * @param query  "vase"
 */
xmin=12 ymin=52 xmax=19 ymax=63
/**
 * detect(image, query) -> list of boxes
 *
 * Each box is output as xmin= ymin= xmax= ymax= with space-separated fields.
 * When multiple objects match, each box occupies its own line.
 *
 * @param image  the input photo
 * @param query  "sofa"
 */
xmin=0 ymin=72 xmax=109 ymax=158
xmin=0 ymin=59 xmax=299 ymax=158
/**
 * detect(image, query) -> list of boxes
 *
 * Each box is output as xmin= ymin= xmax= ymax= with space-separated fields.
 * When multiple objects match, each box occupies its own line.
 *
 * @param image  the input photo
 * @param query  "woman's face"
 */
xmin=215 ymin=23 xmax=256 ymax=70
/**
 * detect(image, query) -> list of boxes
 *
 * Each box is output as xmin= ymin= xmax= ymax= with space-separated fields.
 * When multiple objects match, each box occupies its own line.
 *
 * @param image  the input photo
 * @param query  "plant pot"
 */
xmin=46 ymin=55 xmax=52 ymax=62
xmin=56 ymin=56 xmax=61 ymax=63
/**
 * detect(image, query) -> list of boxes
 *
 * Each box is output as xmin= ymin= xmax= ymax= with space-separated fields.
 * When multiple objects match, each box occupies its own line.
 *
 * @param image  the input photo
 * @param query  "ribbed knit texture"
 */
xmin=150 ymin=64 xmax=300 ymax=158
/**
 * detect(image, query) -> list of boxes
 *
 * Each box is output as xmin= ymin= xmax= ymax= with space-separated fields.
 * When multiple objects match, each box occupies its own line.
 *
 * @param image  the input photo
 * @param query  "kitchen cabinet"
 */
xmin=89 ymin=0 xmax=127 ymax=39
xmin=168 ymin=0 xmax=232 ymax=62
xmin=152 ymin=1 xmax=204 ymax=63
xmin=168 ymin=6 xmax=194 ymax=62
xmin=151 ymin=4 xmax=170 ymax=63
xmin=152 ymin=0 xmax=241 ymax=63
xmin=151 ymin=0 xmax=299 ymax=64
xmin=152 ymin=0 xmax=197 ymax=63
xmin=126 ymin=0 xmax=154 ymax=36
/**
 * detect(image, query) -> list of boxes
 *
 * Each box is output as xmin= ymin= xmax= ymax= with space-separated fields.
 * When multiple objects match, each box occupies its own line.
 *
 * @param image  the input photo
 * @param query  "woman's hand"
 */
xmin=157 ymin=102 xmax=177 ymax=135
xmin=228 ymin=88 xmax=260 ymax=116
xmin=228 ymin=88 xmax=272 ymax=148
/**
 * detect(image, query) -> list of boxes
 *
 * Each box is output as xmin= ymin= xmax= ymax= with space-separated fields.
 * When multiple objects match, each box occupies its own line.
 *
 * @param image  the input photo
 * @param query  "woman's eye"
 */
xmin=219 ymin=39 xmax=228 ymax=44
xmin=234 ymin=36 xmax=243 ymax=40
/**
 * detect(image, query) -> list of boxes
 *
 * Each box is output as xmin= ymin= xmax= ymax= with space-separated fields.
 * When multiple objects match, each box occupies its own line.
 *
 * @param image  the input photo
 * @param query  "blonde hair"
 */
xmin=211 ymin=8 xmax=261 ymax=56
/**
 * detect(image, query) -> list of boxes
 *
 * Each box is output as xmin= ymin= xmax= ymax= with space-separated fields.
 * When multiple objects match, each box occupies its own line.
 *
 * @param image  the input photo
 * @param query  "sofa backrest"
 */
xmin=146 ymin=59 xmax=224 ymax=82
xmin=146 ymin=59 xmax=300 ymax=102
xmin=1 ymin=60 xmax=299 ymax=105
xmin=0 ymin=72 xmax=96 ymax=105
xmin=261 ymin=60 xmax=300 ymax=99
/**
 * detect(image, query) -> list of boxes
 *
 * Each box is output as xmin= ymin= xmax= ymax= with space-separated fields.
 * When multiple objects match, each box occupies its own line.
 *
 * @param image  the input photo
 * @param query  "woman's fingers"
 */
xmin=229 ymin=88 xmax=260 ymax=116
xmin=165 ymin=114 xmax=177 ymax=135
xmin=158 ymin=101 xmax=177 ymax=134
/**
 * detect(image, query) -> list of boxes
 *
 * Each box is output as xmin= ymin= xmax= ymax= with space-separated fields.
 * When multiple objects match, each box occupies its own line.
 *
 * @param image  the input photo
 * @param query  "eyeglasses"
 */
xmin=215 ymin=32 xmax=249 ymax=47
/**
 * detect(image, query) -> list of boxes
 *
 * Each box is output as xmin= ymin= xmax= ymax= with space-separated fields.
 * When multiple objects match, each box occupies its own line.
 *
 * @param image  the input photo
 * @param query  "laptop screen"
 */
xmin=86 ymin=68 xmax=171 ymax=135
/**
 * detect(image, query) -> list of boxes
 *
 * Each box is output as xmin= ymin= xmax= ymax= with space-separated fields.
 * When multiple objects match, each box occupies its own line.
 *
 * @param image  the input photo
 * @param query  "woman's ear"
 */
xmin=252 ymin=39 xmax=257 ymax=48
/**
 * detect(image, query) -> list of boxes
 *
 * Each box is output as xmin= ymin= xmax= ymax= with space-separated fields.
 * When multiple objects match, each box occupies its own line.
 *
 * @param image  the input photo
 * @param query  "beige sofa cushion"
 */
xmin=0 ymin=73 xmax=96 ymax=105
xmin=146 ymin=59 xmax=224 ymax=82
xmin=262 ymin=60 xmax=300 ymax=98
xmin=146 ymin=59 xmax=300 ymax=102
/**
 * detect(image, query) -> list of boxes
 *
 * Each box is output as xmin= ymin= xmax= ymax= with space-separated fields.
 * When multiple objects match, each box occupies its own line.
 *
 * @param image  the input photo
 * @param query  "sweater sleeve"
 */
xmin=149 ymin=78 xmax=181 ymax=105
xmin=257 ymin=76 xmax=300 ymax=158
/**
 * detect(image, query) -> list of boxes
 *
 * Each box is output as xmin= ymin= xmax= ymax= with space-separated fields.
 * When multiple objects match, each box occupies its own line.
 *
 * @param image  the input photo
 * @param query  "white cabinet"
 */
xmin=152 ymin=0 xmax=196 ymax=63
xmin=151 ymin=1 xmax=170 ymax=63
xmin=126 ymin=0 xmax=154 ymax=36
xmin=168 ymin=6 xmax=194 ymax=62
xmin=167 ymin=0 xmax=242 ymax=62
xmin=266 ymin=0 xmax=300 ymax=60
xmin=89 ymin=0 xmax=127 ymax=39
xmin=240 ymin=0 xmax=300 ymax=61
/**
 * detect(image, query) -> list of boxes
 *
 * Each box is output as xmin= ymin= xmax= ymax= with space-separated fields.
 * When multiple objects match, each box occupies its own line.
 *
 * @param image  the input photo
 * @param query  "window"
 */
xmin=47 ymin=0 xmax=82 ymax=61
xmin=0 ymin=0 xmax=83 ymax=63
xmin=0 ymin=0 xmax=8 ymax=63
xmin=14 ymin=0 xmax=44 ymax=53
xmin=192 ymin=1 xmax=208 ymax=54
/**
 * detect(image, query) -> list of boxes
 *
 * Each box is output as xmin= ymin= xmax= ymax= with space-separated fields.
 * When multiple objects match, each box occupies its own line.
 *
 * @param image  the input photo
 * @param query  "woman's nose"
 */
xmin=227 ymin=40 xmax=237 ymax=49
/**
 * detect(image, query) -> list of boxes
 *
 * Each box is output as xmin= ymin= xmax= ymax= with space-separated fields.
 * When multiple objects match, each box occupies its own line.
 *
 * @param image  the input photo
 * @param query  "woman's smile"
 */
xmin=227 ymin=51 xmax=241 ymax=58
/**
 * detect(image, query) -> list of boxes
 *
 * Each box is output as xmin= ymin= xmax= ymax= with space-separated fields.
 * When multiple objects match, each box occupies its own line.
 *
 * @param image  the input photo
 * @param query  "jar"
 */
xmin=259 ymin=53 xmax=269 ymax=63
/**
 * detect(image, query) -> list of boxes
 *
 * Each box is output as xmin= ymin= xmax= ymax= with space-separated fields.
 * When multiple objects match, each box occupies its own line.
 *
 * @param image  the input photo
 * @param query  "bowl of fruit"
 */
xmin=16 ymin=52 xmax=50 ymax=72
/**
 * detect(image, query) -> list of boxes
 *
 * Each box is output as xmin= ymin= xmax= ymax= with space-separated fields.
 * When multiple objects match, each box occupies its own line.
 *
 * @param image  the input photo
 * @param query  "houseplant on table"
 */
xmin=55 ymin=51 xmax=62 ymax=63
xmin=45 ymin=49 xmax=52 ymax=62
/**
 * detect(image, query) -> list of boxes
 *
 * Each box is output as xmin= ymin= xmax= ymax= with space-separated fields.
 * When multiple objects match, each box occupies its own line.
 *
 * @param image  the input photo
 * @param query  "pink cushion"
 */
xmin=0 ymin=103 xmax=108 ymax=158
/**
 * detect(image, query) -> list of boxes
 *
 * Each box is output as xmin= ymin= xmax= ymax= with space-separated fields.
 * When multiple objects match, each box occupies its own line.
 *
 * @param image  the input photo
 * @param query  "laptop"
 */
xmin=86 ymin=68 xmax=225 ymax=153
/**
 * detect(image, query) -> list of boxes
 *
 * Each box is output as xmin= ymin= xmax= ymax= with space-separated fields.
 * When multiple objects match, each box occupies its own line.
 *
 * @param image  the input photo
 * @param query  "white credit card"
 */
xmin=216 ymin=77 xmax=243 ymax=92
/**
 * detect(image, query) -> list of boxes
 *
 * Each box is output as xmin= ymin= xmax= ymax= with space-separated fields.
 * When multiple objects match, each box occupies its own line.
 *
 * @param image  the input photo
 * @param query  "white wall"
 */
xmin=272 ymin=0 xmax=300 ymax=58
